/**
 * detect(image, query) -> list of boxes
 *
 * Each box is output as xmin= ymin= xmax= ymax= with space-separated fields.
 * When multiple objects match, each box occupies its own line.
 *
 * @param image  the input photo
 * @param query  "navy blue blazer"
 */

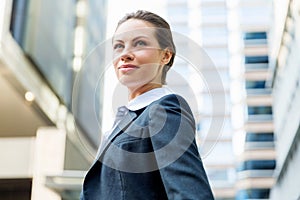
xmin=81 ymin=94 xmax=214 ymax=199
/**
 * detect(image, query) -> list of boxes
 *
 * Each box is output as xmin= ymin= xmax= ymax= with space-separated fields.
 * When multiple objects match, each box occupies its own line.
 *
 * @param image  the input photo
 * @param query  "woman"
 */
xmin=81 ymin=10 xmax=214 ymax=200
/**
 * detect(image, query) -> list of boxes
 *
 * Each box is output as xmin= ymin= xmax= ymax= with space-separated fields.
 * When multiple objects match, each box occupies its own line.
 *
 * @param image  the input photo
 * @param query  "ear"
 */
xmin=161 ymin=48 xmax=173 ymax=65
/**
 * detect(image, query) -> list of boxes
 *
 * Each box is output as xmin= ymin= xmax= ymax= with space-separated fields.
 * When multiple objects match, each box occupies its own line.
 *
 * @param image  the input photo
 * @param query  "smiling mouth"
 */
xmin=118 ymin=64 xmax=139 ymax=69
xmin=118 ymin=64 xmax=139 ymax=73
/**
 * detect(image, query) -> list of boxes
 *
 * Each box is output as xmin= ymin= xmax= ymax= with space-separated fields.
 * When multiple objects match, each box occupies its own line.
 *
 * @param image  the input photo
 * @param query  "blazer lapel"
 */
xmin=96 ymin=111 xmax=137 ymax=160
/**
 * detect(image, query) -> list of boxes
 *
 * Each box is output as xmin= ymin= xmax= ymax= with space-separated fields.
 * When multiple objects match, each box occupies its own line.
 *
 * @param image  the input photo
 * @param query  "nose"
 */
xmin=120 ymin=51 xmax=134 ymax=62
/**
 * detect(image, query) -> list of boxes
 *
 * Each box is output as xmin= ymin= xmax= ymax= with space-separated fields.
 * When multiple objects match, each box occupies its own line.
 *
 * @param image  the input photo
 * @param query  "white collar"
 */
xmin=126 ymin=86 xmax=173 ymax=111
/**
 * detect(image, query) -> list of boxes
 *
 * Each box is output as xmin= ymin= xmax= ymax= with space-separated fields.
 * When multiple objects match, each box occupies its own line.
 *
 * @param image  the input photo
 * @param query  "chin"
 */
xmin=119 ymin=78 xmax=137 ymax=87
xmin=119 ymin=79 xmax=146 ymax=90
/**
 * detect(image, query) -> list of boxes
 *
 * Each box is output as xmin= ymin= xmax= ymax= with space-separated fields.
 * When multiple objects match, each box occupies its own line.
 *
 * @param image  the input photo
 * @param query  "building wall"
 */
xmin=269 ymin=0 xmax=300 ymax=199
xmin=0 ymin=0 xmax=108 ymax=199
xmin=166 ymin=0 xmax=235 ymax=199
xmin=3 ymin=0 xmax=300 ymax=199
xmin=228 ymin=0 xmax=276 ymax=199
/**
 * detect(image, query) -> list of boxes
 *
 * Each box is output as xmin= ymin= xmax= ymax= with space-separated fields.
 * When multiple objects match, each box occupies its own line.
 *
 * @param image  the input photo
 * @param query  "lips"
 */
xmin=118 ymin=64 xmax=139 ymax=73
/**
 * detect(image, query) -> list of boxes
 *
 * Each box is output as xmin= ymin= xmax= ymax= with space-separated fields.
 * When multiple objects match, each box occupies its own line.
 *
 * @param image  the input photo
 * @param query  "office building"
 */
xmin=0 ymin=0 xmax=107 ymax=199
xmin=268 ymin=0 xmax=300 ymax=199
xmin=166 ymin=0 xmax=235 ymax=199
xmin=228 ymin=0 xmax=276 ymax=199
xmin=3 ymin=0 xmax=299 ymax=199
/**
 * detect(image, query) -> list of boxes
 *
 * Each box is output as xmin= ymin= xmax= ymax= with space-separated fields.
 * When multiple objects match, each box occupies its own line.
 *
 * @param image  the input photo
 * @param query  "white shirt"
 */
xmin=99 ymin=87 xmax=174 ymax=152
xmin=127 ymin=86 xmax=174 ymax=111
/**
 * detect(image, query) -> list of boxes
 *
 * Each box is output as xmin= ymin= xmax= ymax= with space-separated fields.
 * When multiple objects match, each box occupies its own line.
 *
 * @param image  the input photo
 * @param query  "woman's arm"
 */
xmin=149 ymin=94 xmax=214 ymax=200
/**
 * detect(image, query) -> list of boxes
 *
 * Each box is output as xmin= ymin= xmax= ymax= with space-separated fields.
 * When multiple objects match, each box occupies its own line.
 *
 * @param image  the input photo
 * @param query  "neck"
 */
xmin=128 ymin=83 xmax=162 ymax=100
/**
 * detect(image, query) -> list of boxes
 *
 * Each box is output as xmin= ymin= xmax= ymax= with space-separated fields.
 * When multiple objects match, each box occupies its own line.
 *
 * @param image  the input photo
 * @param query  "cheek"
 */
xmin=136 ymin=50 xmax=161 ymax=64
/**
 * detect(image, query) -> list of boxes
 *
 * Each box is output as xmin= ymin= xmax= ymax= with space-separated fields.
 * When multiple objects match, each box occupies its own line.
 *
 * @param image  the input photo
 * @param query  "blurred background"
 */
xmin=0 ymin=0 xmax=299 ymax=199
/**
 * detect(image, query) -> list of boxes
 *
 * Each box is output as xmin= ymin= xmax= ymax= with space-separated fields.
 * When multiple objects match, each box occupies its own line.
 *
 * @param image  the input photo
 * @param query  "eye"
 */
xmin=134 ymin=40 xmax=147 ymax=47
xmin=113 ymin=43 xmax=124 ymax=50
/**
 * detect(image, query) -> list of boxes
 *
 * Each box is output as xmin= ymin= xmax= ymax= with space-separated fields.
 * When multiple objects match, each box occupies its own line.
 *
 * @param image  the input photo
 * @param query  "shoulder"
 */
xmin=149 ymin=94 xmax=192 ymax=114
xmin=132 ymin=94 xmax=194 ymax=124
xmin=151 ymin=94 xmax=190 ymax=108
xmin=146 ymin=94 xmax=195 ymax=123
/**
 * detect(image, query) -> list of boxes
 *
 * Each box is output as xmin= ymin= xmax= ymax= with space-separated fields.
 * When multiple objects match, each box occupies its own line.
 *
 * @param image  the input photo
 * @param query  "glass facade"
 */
xmin=243 ymin=32 xmax=267 ymax=40
xmin=245 ymin=132 xmax=274 ymax=142
xmin=9 ymin=0 xmax=29 ymax=46
xmin=73 ymin=0 xmax=107 ymax=147
xmin=245 ymin=80 xmax=266 ymax=89
xmin=269 ymin=0 xmax=300 ymax=199
xmin=85 ymin=0 xmax=107 ymax=52
xmin=245 ymin=56 xmax=269 ymax=64
xmin=7 ymin=0 xmax=300 ymax=199
xmin=73 ymin=51 xmax=105 ymax=147
xmin=9 ymin=0 xmax=107 ymax=148
xmin=247 ymin=106 xmax=273 ymax=115
xmin=10 ymin=0 xmax=75 ymax=107
xmin=237 ymin=160 xmax=276 ymax=171
xmin=236 ymin=188 xmax=270 ymax=199
xmin=230 ymin=1 xmax=275 ymax=199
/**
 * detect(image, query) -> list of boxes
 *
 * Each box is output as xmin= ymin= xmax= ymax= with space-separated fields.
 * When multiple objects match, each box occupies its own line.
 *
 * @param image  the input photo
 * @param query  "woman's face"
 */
xmin=112 ymin=19 xmax=165 ymax=90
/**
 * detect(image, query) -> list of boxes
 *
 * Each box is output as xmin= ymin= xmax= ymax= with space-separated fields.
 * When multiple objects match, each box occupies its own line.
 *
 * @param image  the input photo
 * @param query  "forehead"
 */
xmin=113 ymin=19 xmax=157 ymax=41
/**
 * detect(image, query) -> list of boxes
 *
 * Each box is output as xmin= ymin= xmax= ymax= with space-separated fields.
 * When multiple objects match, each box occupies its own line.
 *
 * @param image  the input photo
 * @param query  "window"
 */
xmin=236 ymin=188 xmax=270 ymax=199
xmin=245 ymin=80 xmax=266 ymax=89
xmin=244 ymin=32 xmax=267 ymax=40
xmin=10 ymin=0 xmax=29 ymax=46
xmin=245 ymin=56 xmax=269 ymax=64
xmin=237 ymin=160 xmax=276 ymax=171
xmin=247 ymin=106 xmax=273 ymax=115
xmin=245 ymin=132 xmax=274 ymax=142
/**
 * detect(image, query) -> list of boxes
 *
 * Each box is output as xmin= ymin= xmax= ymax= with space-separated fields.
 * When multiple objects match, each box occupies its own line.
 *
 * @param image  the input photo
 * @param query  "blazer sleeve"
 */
xmin=148 ymin=94 xmax=214 ymax=200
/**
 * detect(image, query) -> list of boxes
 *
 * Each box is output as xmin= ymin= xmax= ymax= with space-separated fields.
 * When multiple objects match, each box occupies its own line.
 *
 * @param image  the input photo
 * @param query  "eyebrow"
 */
xmin=113 ymin=35 xmax=150 ymax=43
